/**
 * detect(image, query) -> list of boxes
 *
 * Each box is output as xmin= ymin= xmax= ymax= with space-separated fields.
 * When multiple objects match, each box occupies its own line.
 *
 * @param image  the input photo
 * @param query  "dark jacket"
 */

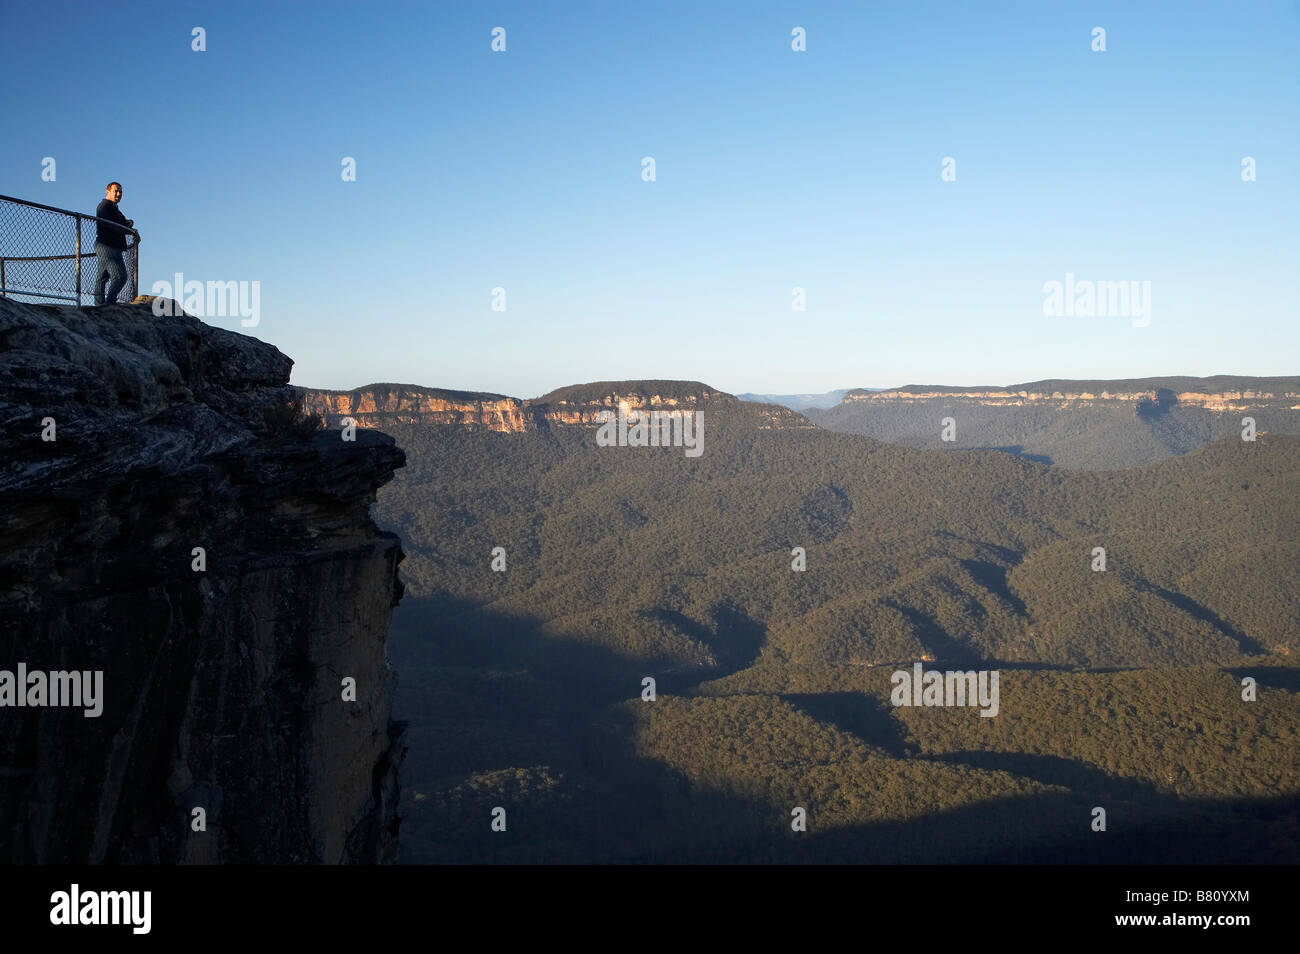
xmin=95 ymin=199 xmax=133 ymax=250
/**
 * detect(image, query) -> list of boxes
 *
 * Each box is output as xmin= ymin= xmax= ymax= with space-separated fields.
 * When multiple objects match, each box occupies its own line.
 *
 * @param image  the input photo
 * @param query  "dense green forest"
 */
xmin=373 ymin=389 xmax=1299 ymax=862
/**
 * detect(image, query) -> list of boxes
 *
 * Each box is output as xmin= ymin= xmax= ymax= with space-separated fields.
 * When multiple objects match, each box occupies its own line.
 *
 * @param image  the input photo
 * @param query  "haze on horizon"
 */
xmin=3 ymin=0 xmax=1296 ymax=396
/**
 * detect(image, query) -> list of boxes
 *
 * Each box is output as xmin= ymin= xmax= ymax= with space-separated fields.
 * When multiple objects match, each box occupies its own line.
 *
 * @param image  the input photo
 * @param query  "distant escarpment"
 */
xmin=0 ymin=297 xmax=406 ymax=863
xmin=809 ymin=376 xmax=1300 ymax=469
xmin=300 ymin=380 xmax=817 ymax=433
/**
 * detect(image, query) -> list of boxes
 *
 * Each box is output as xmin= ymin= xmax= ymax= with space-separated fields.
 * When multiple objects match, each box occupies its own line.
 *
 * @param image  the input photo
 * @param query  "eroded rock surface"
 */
xmin=0 ymin=297 xmax=407 ymax=863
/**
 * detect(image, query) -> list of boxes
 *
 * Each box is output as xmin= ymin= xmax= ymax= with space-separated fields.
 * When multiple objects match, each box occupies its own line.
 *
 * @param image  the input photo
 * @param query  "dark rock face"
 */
xmin=0 ymin=298 xmax=407 ymax=863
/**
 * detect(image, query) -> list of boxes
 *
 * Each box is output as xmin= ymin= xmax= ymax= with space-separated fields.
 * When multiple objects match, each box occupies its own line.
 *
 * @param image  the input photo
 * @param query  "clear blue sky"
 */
xmin=3 ymin=1 xmax=1296 ymax=397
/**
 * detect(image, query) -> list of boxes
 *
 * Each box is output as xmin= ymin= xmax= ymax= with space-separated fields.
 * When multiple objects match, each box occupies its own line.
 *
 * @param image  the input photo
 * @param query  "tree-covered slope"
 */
xmin=370 ymin=391 xmax=1299 ymax=862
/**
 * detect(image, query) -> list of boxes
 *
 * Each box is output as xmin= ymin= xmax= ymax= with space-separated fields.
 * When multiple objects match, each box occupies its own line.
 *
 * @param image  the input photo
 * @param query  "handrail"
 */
xmin=0 ymin=193 xmax=142 ymax=244
xmin=0 ymin=193 xmax=141 ymax=304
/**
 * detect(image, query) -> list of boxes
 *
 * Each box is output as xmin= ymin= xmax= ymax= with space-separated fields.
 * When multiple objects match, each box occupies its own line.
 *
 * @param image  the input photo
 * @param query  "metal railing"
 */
xmin=0 ymin=193 xmax=140 ymax=305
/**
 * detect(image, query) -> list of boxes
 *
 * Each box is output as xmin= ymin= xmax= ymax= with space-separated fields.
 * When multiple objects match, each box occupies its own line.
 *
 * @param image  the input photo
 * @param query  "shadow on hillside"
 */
xmin=642 ymin=604 xmax=767 ymax=688
xmin=387 ymin=595 xmax=785 ymax=862
xmin=960 ymin=559 xmax=1029 ymax=616
xmin=792 ymin=789 xmax=1300 ymax=864
xmin=1130 ymin=578 xmax=1265 ymax=655
xmin=1225 ymin=665 xmax=1300 ymax=693
xmin=982 ymin=445 xmax=1054 ymax=466
xmin=782 ymin=691 xmax=913 ymax=757
xmin=926 ymin=751 xmax=1162 ymax=801
xmin=887 ymin=602 xmax=984 ymax=667
xmin=384 ymin=595 xmax=1299 ymax=864
xmin=1137 ymin=387 xmax=1179 ymax=420
xmin=708 ymin=604 xmax=767 ymax=673
xmin=933 ymin=531 xmax=1021 ymax=566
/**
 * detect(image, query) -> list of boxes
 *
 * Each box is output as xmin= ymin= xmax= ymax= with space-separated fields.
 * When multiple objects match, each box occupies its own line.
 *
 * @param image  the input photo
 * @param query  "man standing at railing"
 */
xmin=93 ymin=181 xmax=135 ymax=305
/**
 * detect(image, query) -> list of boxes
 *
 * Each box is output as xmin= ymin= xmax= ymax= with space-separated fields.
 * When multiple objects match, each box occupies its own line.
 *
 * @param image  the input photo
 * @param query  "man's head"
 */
xmin=105 ymin=182 xmax=122 ymax=203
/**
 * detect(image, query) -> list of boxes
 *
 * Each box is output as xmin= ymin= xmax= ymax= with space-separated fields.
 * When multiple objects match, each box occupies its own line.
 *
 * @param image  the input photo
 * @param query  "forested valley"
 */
xmin=372 ymin=387 xmax=1299 ymax=862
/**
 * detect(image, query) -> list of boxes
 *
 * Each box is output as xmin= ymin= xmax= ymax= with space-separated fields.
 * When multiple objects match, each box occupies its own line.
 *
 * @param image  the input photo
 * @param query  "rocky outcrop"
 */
xmin=300 ymin=381 xmax=817 ymax=433
xmin=304 ymin=384 xmax=531 ymax=432
xmin=0 ymin=297 xmax=407 ymax=863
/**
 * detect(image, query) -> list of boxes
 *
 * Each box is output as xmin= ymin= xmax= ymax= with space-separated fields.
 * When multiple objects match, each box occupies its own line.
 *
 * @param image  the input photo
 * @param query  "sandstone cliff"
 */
xmin=839 ymin=378 xmax=1300 ymax=412
xmin=300 ymin=379 xmax=816 ymax=432
xmin=302 ymin=383 xmax=532 ymax=432
xmin=0 ymin=297 xmax=407 ymax=863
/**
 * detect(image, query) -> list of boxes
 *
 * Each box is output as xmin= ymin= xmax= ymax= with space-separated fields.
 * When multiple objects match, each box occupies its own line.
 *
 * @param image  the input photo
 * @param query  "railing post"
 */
xmin=74 ymin=214 xmax=82 ymax=303
xmin=132 ymin=238 xmax=139 ymax=300
xmin=1 ymin=259 xmax=6 ymax=298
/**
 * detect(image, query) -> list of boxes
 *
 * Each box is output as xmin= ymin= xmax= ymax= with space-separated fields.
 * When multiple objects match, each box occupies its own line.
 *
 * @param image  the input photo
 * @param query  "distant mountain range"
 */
xmin=300 ymin=375 xmax=1300 ymax=470
xmin=807 ymin=375 xmax=1300 ymax=469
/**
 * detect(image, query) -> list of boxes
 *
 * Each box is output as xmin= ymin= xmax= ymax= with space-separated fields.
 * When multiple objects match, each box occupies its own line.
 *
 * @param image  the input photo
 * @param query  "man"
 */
xmin=93 ymin=181 xmax=136 ymax=305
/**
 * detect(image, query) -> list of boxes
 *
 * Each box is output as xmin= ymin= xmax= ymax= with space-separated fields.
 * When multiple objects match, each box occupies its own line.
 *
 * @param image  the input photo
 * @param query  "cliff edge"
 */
xmin=0 ymin=297 xmax=407 ymax=863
